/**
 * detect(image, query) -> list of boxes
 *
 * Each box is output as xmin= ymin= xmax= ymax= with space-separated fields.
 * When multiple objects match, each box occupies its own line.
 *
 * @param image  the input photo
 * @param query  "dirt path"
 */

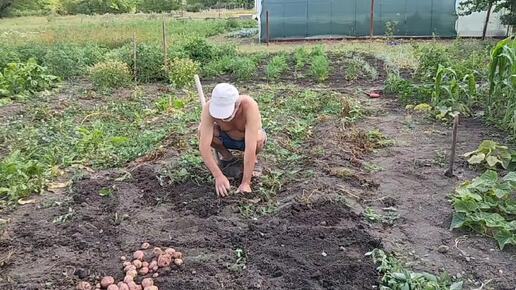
xmin=360 ymin=94 xmax=516 ymax=289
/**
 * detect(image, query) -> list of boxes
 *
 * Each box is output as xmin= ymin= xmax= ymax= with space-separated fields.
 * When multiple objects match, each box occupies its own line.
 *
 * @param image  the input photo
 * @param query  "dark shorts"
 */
xmin=218 ymin=129 xmax=266 ymax=151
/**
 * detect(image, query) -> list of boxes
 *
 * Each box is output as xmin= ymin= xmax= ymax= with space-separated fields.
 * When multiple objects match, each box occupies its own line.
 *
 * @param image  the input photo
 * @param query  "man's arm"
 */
xmin=199 ymin=103 xmax=230 ymax=196
xmin=240 ymin=101 xmax=261 ymax=192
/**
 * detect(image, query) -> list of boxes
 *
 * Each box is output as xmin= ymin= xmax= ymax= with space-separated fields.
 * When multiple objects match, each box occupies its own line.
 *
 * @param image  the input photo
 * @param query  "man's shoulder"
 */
xmin=241 ymin=95 xmax=258 ymax=107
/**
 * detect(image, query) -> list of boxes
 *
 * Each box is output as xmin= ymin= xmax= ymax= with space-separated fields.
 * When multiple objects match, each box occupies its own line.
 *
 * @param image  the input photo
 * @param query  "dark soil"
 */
xmin=1 ymin=54 xmax=515 ymax=290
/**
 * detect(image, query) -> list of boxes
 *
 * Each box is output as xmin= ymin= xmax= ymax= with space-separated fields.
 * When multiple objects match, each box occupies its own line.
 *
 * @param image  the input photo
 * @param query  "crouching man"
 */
xmin=198 ymin=83 xmax=266 ymax=197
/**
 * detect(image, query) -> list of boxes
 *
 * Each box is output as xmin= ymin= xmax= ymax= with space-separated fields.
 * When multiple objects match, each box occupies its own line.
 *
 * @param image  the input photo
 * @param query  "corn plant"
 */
xmin=487 ymin=37 xmax=516 ymax=138
xmin=432 ymin=64 xmax=477 ymax=118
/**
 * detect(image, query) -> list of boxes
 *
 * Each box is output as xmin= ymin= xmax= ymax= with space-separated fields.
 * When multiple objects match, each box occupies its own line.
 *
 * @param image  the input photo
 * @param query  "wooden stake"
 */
xmin=132 ymin=32 xmax=137 ymax=82
xmin=370 ymin=0 xmax=375 ymax=38
xmin=162 ymin=20 xmax=168 ymax=68
xmin=194 ymin=74 xmax=206 ymax=106
xmin=445 ymin=114 xmax=460 ymax=178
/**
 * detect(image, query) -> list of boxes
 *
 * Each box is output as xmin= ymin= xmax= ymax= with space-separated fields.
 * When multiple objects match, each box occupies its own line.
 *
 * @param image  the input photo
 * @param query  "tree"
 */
xmin=0 ymin=0 xmax=13 ymax=17
xmin=459 ymin=0 xmax=515 ymax=39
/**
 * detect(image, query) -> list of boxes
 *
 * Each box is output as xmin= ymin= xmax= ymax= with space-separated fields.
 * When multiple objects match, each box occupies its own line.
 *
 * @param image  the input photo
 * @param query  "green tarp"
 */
xmin=260 ymin=0 xmax=458 ymax=41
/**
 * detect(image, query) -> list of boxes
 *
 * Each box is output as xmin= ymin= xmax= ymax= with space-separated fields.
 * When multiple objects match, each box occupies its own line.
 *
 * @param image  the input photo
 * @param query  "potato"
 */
xmin=76 ymin=281 xmax=92 ymax=290
xmin=164 ymin=248 xmax=175 ymax=255
xmin=123 ymin=275 xmax=134 ymax=284
xmin=148 ymin=260 xmax=157 ymax=269
xmin=171 ymin=251 xmax=182 ymax=259
xmin=152 ymin=273 xmax=159 ymax=278
xmin=174 ymin=258 xmax=183 ymax=266
xmin=152 ymin=248 xmax=163 ymax=256
xmin=141 ymin=242 xmax=150 ymax=250
xmin=132 ymin=260 xmax=142 ymax=269
xmin=143 ymin=286 xmax=158 ymax=290
xmin=142 ymin=261 xmax=149 ymax=268
xmin=118 ymin=283 xmax=130 ymax=290
xmin=152 ymin=265 xmax=158 ymax=271
xmin=139 ymin=267 xmax=149 ymax=275
xmin=123 ymin=261 xmax=131 ymax=267
xmin=120 ymin=256 xmax=127 ymax=261
xmin=127 ymin=282 xmax=138 ymax=290
xmin=157 ymin=254 xmax=171 ymax=267
xmin=100 ymin=276 xmax=115 ymax=288
xmin=107 ymin=285 xmax=119 ymax=290
xmin=127 ymin=269 xmax=138 ymax=278
xmin=133 ymin=250 xmax=145 ymax=261
xmin=124 ymin=265 xmax=136 ymax=272
xmin=141 ymin=278 xmax=153 ymax=287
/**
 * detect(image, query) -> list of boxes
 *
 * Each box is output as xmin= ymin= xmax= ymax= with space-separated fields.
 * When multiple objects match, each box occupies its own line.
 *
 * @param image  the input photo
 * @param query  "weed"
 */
xmin=0 ymin=150 xmax=47 ymax=201
xmin=294 ymin=46 xmax=310 ymax=71
xmin=53 ymin=207 xmax=75 ymax=224
xmin=364 ymin=162 xmax=384 ymax=173
xmin=367 ymin=129 xmax=395 ymax=148
xmin=367 ymin=249 xmax=463 ymax=289
xmin=433 ymin=149 xmax=448 ymax=167
xmin=344 ymin=56 xmax=378 ymax=81
xmin=99 ymin=187 xmax=113 ymax=197
xmin=228 ymin=248 xmax=247 ymax=272
xmin=364 ymin=207 xmax=399 ymax=225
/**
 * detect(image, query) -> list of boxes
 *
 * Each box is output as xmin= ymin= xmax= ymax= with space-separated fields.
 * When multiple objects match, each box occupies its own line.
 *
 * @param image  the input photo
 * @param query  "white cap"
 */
xmin=209 ymin=83 xmax=239 ymax=119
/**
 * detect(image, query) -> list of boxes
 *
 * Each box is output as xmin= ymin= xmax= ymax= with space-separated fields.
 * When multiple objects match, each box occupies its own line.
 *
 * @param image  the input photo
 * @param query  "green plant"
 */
xmin=0 ymin=150 xmax=47 ymax=201
xmin=90 ymin=60 xmax=132 ymax=91
xmin=167 ymin=58 xmax=199 ymax=89
xmin=384 ymin=20 xmax=399 ymax=39
xmin=464 ymin=140 xmax=514 ymax=170
xmin=0 ymin=58 xmax=58 ymax=99
xmin=266 ymin=54 xmax=288 ymax=80
xmin=415 ymin=45 xmax=451 ymax=80
xmin=231 ymin=57 xmax=257 ymax=81
xmin=367 ymin=249 xmax=463 ymax=290
xmin=344 ymin=57 xmax=378 ymax=81
xmin=99 ymin=187 xmax=113 ymax=197
xmin=367 ymin=129 xmax=394 ymax=148
xmin=310 ymin=54 xmax=330 ymax=82
xmin=487 ymin=37 xmax=516 ymax=138
xmin=43 ymin=44 xmax=89 ymax=78
xmin=182 ymin=37 xmax=215 ymax=63
xmin=431 ymin=64 xmax=477 ymax=117
xmin=155 ymin=94 xmax=186 ymax=112
xmin=294 ymin=46 xmax=310 ymax=71
xmin=228 ymin=248 xmax=247 ymax=272
xmin=450 ymin=170 xmax=516 ymax=249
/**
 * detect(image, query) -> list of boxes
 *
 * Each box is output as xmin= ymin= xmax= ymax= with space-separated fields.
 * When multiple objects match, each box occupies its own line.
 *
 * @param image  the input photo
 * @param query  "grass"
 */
xmin=0 ymin=13 xmax=256 ymax=47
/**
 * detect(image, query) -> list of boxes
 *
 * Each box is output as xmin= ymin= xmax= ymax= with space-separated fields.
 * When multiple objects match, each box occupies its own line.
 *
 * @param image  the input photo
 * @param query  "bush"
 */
xmin=106 ymin=43 xmax=165 ymax=82
xmin=0 ymin=58 xmax=58 ymax=99
xmin=16 ymin=44 xmax=48 ymax=64
xmin=266 ymin=54 xmax=288 ymax=80
xmin=344 ymin=57 xmax=378 ymax=81
xmin=182 ymin=37 xmax=215 ymax=63
xmin=225 ymin=18 xmax=240 ymax=30
xmin=90 ymin=60 xmax=133 ymax=90
xmin=294 ymin=47 xmax=310 ymax=70
xmin=0 ymin=47 xmax=20 ymax=70
xmin=167 ymin=58 xmax=199 ymax=89
xmin=43 ymin=44 xmax=88 ymax=79
xmin=186 ymin=3 xmax=203 ymax=12
xmin=138 ymin=0 xmax=181 ymax=12
xmin=310 ymin=54 xmax=330 ymax=82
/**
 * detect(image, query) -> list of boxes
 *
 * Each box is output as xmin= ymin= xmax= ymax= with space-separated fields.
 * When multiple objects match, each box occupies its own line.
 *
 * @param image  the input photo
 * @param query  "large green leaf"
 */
xmin=486 ymin=155 xmax=502 ymax=167
xmin=453 ymin=198 xmax=479 ymax=212
xmin=470 ymin=170 xmax=498 ymax=192
xmin=450 ymin=212 xmax=466 ymax=229
xmin=494 ymin=230 xmax=515 ymax=250
xmin=467 ymin=153 xmax=485 ymax=164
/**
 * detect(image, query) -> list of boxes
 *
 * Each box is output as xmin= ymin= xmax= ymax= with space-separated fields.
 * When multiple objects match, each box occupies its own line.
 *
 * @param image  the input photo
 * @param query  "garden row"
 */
xmin=386 ymin=37 xmax=516 ymax=140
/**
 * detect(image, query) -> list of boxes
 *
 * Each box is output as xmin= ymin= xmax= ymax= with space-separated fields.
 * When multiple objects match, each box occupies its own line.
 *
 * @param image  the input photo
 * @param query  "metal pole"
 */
xmin=370 ymin=0 xmax=375 ymax=38
xmin=266 ymin=10 xmax=270 ymax=45
xmin=162 ymin=20 xmax=168 ymax=68
xmin=132 ymin=32 xmax=137 ymax=82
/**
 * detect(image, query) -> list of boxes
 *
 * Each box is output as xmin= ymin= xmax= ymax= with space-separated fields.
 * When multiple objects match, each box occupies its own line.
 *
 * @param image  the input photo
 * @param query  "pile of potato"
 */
xmin=76 ymin=242 xmax=184 ymax=290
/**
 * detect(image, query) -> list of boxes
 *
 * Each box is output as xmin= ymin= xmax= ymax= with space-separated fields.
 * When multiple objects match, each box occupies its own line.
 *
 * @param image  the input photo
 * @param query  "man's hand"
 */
xmin=237 ymin=182 xmax=252 ymax=194
xmin=215 ymin=175 xmax=231 ymax=197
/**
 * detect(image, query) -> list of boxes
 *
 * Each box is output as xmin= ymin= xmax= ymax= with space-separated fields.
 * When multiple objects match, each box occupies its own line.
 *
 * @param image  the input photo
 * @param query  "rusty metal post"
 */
xmin=266 ymin=10 xmax=270 ymax=45
xmin=370 ymin=0 xmax=375 ymax=38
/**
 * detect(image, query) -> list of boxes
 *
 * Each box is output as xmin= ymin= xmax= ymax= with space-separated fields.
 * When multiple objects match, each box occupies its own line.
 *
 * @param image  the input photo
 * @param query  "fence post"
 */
xmin=162 ymin=20 xmax=168 ymax=68
xmin=266 ymin=10 xmax=270 ymax=45
xmin=370 ymin=0 xmax=375 ymax=38
xmin=132 ymin=32 xmax=137 ymax=82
